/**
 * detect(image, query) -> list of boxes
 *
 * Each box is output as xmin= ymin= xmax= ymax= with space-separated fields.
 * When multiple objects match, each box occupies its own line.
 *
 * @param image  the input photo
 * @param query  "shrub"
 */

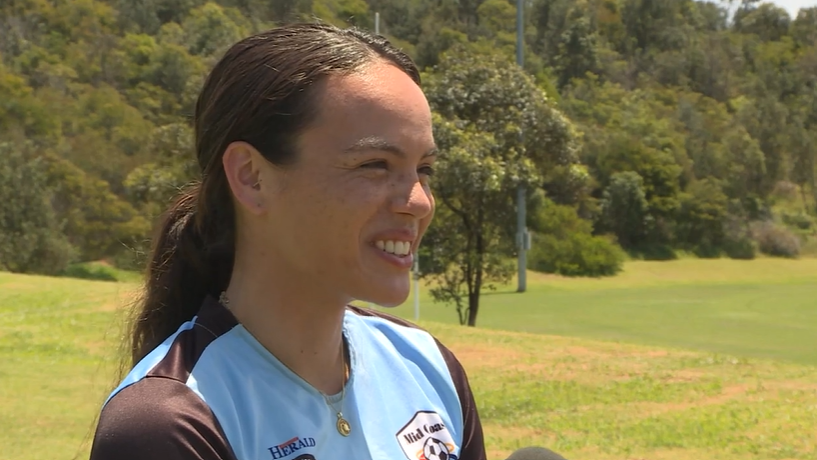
xmin=630 ymin=240 xmax=678 ymax=261
xmin=529 ymin=232 xmax=625 ymax=277
xmin=781 ymin=211 xmax=813 ymax=231
xmin=751 ymin=221 xmax=800 ymax=258
xmin=676 ymin=179 xmax=729 ymax=257
xmin=60 ymin=263 xmax=118 ymax=282
xmin=110 ymin=242 xmax=150 ymax=271
xmin=527 ymin=197 xmax=626 ymax=277
xmin=722 ymin=215 xmax=756 ymax=260
xmin=723 ymin=238 xmax=756 ymax=259
xmin=693 ymin=241 xmax=722 ymax=259
xmin=722 ymin=236 xmax=756 ymax=260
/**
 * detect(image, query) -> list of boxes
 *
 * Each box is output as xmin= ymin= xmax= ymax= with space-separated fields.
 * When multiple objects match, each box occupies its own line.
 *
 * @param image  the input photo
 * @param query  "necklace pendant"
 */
xmin=336 ymin=413 xmax=351 ymax=437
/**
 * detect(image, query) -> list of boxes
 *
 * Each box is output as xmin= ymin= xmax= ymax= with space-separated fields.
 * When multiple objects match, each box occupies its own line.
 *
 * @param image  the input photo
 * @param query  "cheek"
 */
xmin=311 ymin=180 xmax=380 ymax=237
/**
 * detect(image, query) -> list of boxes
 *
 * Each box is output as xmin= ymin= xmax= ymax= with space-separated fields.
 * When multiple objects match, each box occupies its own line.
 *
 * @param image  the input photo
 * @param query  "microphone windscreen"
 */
xmin=505 ymin=446 xmax=569 ymax=460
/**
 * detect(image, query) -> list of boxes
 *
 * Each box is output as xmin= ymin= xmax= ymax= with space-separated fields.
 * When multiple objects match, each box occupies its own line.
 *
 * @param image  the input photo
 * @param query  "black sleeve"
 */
xmin=90 ymin=378 xmax=238 ymax=460
xmin=436 ymin=340 xmax=488 ymax=460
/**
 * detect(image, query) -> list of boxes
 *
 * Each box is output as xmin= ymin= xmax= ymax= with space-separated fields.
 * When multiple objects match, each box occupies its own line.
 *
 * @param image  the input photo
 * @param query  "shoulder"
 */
xmin=345 ymin=306 xmax=470 ymax=386
xmin=346 ymin=306 xmax=444 ymax=351
xmin=90 ymin=377 xmax=237 ymax=460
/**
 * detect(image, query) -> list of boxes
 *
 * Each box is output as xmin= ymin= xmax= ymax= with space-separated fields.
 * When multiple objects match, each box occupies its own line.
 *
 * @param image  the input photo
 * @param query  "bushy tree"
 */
xmin=421 ymin=46 xmax=580 ymax=326
xmin=0 ymin=142 xmax=75 ymax=274
xmin=600 ymin=171 xmax=650 ymax=250
xmin=676 ymin=178 xmax=729 ymax=257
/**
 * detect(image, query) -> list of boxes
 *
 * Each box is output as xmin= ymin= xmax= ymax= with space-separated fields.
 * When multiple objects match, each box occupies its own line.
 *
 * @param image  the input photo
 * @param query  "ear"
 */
xmin=222 ymin=141 xmax=267 ymax=216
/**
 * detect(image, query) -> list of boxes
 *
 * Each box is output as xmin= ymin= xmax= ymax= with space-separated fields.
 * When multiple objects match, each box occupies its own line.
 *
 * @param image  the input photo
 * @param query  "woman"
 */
xmin=89 ymin=23 xmax=486 ymax=460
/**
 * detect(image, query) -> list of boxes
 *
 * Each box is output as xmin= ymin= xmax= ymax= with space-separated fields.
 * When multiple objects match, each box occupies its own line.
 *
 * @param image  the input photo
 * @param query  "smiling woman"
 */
xmin=88 ymin=23 xmax=485 ymax=460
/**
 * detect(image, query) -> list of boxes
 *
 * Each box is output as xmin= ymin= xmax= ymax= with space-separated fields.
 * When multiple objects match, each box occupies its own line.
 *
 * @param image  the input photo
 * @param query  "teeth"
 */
xmin=376 ymin=240 xmax=411 ymax=256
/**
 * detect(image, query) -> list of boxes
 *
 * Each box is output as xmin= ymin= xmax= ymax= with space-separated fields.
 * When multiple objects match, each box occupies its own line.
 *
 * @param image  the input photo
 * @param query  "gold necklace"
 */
xmin=218 ymin=292 xmax=352 ymax=437
xmin=322 ymin=346 xmax=352 ymax=437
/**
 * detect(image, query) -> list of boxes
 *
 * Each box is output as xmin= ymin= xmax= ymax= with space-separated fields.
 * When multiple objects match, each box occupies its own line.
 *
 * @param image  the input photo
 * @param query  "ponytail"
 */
xmin=129 ymin=179 xmax=235 ymax=365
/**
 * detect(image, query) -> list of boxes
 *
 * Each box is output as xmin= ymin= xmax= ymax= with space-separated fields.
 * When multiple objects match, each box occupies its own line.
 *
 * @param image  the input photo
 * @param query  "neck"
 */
xmin=224 ymin=251 xmax=349 ymax=395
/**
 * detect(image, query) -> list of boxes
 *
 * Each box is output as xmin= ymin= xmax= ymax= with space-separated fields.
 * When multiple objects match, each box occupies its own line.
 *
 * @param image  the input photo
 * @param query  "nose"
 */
xmin=392 ymin=175 xmax=434 ymax=218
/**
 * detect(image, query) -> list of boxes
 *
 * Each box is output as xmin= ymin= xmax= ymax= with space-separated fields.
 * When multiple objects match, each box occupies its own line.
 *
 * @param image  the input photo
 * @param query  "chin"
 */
xmin=360 ymin=281 xmax=411 ymax=308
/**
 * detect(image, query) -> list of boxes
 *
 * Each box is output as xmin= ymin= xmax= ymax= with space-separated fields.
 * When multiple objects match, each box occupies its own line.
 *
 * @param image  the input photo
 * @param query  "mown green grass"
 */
xmin=0 ymin=272 xmax=134 ymax=460
xmin=387 ymin=258 xmax=817 ymax=365
xmin=2 ymin=258 xmax=817 ymax=460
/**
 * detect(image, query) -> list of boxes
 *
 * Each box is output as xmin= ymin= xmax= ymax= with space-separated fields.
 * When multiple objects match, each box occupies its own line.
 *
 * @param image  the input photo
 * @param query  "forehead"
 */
xmin=301 ymin=62 xmax=434 ymax=152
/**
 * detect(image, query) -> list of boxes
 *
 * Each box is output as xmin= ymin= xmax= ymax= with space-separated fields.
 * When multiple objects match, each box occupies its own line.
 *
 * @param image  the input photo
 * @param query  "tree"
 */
xmin=420 ymin=47 xmax=579 ymax=326
xmin=733 ymin=3 xmax=791 ymax=42
xmin=426 ymin=46 xmax=581 ymax=202
xmin=0 ymin=142 xmax=75 ymax=274
xmin=791 ymin=7 xmax=817 ymax=47
xmin=182 ymin=2 xmax=251 ymax=57
xmin=676 ymin=178 xmax=729 ymax=257
xmin=600 ymin=171 xmax=650 ymax=249
xmin=43 ymin=153 xmax=150 ymax=262
xmin=554 ymin=9 xmax=599 ymax=89
xmin=420 ymin=119 xmax=532 ymax=326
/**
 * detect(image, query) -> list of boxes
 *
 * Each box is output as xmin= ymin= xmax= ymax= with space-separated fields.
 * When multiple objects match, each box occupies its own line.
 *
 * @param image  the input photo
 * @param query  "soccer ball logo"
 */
xmin=422 ymin=437 xmax=451 ymax=460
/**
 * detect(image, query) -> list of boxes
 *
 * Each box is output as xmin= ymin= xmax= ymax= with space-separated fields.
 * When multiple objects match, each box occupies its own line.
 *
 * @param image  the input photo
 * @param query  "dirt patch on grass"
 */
xmin=660 ymin=369 xmax=706 ymax=383
xmin=83 ymin=339 xmax=122 ymax=356
xmin=453 ymin=344 xmax=529 ymax=370
xmin=451 ymin=342 xmax=699 ymax=385
xmin=562 ymin=346 xmax=601 ymax=357
xmin=96 ymin=302 xmax=121 ymax=312
xmin=609 ymin=384 xmax=749 ymax=417
xmin=765 ymin=381 xmax=817 ymax=392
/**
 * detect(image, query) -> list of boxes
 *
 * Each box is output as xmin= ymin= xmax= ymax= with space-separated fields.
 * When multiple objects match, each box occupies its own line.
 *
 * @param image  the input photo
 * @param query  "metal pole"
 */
xmin=375 ymin=12 xmax=380 ymax=35
xmin=516 ymin=0 xmax=527 ymax=293
xmin=413 ymin=257 xmax=420 ymax=322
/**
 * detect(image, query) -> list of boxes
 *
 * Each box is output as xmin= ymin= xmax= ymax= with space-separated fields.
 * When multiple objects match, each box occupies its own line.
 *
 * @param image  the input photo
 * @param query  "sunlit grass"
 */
xmin=387 ymin=258 xmax=817 ymax=365
xmin=2 ymin=258 xmax=817 ymax=460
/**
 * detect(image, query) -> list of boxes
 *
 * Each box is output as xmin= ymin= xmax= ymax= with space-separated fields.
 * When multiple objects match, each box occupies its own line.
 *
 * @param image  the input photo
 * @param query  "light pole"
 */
xmin=375 ymin=12 xmax=380 ymax=35
xmin=516 ymin=0 xmax=528 ymax=293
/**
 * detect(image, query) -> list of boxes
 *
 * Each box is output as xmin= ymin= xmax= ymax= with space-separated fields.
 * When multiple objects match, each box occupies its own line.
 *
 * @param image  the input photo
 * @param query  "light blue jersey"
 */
xmin=90 ymin=297 xmax=486 ymax=460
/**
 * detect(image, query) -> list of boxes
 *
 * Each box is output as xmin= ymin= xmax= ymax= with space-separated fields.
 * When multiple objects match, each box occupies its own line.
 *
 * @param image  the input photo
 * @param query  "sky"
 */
xmin=763 ymin=0 xmax=817 ymax=16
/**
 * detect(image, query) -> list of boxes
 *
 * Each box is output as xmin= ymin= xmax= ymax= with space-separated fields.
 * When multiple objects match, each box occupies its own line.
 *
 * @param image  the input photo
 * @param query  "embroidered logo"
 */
xmin=396 ymin=411 xmax=459 ymax=460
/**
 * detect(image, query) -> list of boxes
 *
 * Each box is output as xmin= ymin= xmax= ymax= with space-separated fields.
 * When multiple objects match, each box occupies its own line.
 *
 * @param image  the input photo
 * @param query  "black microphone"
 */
xmin=505 ymin=446 xmax=569 ymax=460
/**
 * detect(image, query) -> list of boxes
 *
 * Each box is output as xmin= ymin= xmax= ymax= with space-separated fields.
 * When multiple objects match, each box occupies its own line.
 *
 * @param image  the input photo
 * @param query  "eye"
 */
xmin=360 ymin=160 xmax=388 ymax=170
xmin=418 ymin=165 xmax=435 ymax=177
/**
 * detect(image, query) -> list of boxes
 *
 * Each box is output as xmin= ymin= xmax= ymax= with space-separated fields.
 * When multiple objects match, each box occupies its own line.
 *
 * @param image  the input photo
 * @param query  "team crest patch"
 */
xmin=396 ymin=411 xmax=459 ymax=460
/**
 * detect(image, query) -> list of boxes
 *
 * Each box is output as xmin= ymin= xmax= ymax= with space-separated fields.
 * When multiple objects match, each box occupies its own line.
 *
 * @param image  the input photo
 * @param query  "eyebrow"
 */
xmin=342 ymin=136 xmax=438 ymax=158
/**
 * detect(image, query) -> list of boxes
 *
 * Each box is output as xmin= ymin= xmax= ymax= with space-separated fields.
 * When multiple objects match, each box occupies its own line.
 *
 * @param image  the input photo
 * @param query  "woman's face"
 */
xmin=255 ymin=61 xmax=436 ymax=307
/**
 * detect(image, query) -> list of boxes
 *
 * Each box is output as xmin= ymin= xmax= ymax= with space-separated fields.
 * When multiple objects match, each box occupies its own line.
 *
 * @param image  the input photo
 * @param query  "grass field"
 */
xmin=2 ymin=258 xmax=817 ymax=460
xmin=388 ymin=258 xmax=817 ymax=366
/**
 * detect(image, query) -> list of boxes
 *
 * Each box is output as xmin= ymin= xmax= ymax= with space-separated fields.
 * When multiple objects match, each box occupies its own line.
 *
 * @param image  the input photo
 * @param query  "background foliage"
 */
xmin=2 ymin=0 xmax=817 ymax=324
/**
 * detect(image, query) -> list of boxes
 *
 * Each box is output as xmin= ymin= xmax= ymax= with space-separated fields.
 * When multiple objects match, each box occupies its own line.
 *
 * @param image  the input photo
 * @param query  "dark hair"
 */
xmin=128 ymin=23 xmax=421 ymax=365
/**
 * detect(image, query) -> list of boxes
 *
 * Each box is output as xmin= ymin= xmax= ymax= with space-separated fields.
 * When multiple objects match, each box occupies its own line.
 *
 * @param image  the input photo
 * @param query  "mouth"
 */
xmin=374 ymin=239 xmax=413 ymax=257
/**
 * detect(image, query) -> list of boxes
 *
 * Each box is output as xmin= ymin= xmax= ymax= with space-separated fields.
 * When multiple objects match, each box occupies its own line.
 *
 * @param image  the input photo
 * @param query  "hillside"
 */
xmin=2 ymin=0 xmax=817 ymax=274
